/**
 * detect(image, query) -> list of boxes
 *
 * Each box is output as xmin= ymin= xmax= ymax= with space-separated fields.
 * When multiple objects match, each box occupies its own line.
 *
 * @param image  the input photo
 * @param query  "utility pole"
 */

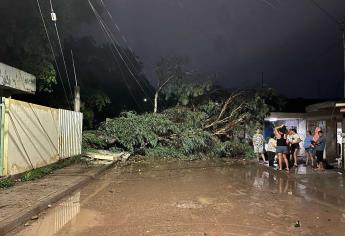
xmin=71 ymin=50 xmax=80 ymax=112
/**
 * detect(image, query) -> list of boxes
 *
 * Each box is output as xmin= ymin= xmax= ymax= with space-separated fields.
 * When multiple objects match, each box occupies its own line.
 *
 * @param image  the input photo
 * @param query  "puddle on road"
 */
xmin=13 ymin=192 xmax=103 ymax=236
xmin=11 ymin=160 xmax=345 ymax=236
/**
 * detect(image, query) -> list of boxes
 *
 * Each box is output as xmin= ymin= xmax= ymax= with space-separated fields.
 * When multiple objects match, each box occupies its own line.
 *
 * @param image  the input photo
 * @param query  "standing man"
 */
xmin=253 ymin=129 xmax=266 ymax=163
xmin=315 ymin=130 xmax=326 ymax=170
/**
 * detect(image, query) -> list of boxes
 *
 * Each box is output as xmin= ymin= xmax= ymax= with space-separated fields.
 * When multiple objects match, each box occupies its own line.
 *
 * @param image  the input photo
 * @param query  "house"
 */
xmin=264 ymin=101 xmax=343 ymax=164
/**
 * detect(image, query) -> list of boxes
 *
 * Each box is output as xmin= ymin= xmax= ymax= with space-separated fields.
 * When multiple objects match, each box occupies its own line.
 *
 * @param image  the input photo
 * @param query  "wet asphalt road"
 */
xmin=11 ymin=159 xmax=345 ymax=236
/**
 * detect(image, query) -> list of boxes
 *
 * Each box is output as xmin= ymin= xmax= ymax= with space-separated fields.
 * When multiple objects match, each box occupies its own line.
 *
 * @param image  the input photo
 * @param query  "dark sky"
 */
xmin=85 ymin=0 xmax=345 ymax=99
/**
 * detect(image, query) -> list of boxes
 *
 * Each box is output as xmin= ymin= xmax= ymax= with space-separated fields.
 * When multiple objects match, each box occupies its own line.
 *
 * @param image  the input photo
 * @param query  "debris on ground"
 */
xmin=30 ymin=215 xmax=39 ymax=220
xmin=294 ymin=220 xmax=301 ymax=228
xmin=83 ymin=150 xmax=131 ymax=164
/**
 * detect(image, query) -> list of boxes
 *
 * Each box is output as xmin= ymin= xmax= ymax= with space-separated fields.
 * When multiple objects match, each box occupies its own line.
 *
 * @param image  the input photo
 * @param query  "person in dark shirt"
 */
xmin=274 ymin=125 xmax=289 ymax=171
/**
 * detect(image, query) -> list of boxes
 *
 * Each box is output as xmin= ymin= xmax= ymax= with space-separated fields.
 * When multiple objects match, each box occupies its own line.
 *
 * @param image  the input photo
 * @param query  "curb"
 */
xmin=0 ymin=161 xmax=117 ymax=235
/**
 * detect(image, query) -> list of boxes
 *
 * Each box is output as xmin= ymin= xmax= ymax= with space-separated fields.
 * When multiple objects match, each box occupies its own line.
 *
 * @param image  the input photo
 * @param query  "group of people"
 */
xmin=252 ymin=126 xmax=327 ymax=171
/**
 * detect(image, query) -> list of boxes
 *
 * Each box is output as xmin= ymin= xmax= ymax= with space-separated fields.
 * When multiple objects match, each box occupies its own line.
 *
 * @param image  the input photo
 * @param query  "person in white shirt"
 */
xmin=288 ymin=128 xmax=301 ymax=167
xmin=266 ymin=134 xmax=277 ymax=167
xmin=252 ymin=129 xmax=266 ymax=162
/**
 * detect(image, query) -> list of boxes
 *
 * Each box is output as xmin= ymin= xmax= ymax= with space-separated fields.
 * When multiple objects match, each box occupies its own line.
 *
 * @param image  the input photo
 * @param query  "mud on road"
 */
xmin=11 ymin=158 xmax=345 ymax=236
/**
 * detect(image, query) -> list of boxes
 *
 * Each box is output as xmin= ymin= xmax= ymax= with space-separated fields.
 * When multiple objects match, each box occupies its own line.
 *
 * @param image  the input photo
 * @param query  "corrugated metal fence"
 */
xmin=58 ymin=109 xmax=83 ymax=159
xmin=0 ymin=98 xmax=83 ymax=176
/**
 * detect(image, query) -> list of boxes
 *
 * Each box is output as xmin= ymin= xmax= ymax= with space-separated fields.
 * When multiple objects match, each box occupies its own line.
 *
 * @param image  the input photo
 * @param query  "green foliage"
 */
xmin=84 ymin=106 xmax=255 ymax=160
xmin=218 ymin=141 xmax=254 ymax=159
xmin=180 ymin=129 xmax=217 ymax=155
xmin=20 ymin=167 xmax=53 ymax=182
xmin=81 ymin=90 xmax=111 ymax=129
xmin=82 ymin=130 xmax=110 ymax=150
xmin=163 ymin=107 xmax=207 ymax=128
xmin=163 ymin=79 xmax=212 ymax=106
xmin=99 ymin=112 xmax=178 ymax=153
xmin=146 ymin=145 xmax=185 ymax=159
xmin=0 ymin=0 xmax=102 ymax=93
xmin=0 ymin=178 xmax=15 ymax=189
xmin=21 ymin=156 xmax=81 ymax=182
xmin=155 ymin=56 xmax=212 ymax=111
xmin=198 ymin=101 xmax=221 ymax=117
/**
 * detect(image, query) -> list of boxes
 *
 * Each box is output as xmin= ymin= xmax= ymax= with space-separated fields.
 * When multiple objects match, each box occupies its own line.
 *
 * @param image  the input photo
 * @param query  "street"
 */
xmin=12 ymin=159 xmax=345 ymax=236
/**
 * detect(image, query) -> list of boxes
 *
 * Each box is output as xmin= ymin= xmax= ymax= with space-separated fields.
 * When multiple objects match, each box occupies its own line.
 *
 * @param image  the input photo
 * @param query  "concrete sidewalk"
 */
xmin=0 ymin=163 xmax=115 ymax=235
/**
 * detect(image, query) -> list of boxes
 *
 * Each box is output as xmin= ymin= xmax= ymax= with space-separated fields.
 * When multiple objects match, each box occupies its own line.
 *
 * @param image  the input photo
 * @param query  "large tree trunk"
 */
xmin=154 ymin=91 xmax=159 ymax=113
xmin=153 ymin=75 xmax=174 ymax=113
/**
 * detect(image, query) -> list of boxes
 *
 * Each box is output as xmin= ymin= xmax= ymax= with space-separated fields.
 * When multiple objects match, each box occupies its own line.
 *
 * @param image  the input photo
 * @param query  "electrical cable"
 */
xmin=89 ymin=6 xmax=146 ymax=108
xmin=52 ymin=20 xmax=74 ymax=98
xmin=98 ymin=0 xmax=154 ymax=96
xmin=309 ymin=0 xmax=342 ymax=25
xmin=88 ymin=0 xmax=154 ymax=105
xmin=35 ymin=0 xmax=71 ymax=109
xmin=90 ymin=1 xmax=150 ymax=99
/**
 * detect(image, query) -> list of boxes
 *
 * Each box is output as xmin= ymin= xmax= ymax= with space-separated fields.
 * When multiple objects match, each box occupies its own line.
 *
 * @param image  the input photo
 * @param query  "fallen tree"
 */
xmin=82 ymin=88 xmax=284 ymax=160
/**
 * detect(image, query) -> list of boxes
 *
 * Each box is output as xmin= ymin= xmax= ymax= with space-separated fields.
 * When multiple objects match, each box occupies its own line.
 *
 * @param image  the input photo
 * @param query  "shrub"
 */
xmin=0 ymin=178 xmax=15 ymax=188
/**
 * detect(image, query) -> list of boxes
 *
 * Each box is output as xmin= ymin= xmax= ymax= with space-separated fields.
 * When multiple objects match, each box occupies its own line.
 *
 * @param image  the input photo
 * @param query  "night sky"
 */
xmin=83 ymin=0 xmax=345 ymax=99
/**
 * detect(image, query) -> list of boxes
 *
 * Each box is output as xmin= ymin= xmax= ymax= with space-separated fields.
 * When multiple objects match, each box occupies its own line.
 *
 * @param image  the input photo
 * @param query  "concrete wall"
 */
xmin=0 ymin=62 xmax=36 ymax=94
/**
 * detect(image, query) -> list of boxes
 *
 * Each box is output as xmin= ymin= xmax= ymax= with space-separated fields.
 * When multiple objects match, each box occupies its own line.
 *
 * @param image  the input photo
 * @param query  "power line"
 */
xmin=88 ymin=0 xmax=154 ymax=105
xmin=49 ymin=1 xmax=74 ymax=98
xmin=98 ymin=0 xmax=154 ymax=96
xmin=35 ymin=0 xmax=71 ymax=109
xmin=309 ymin=0 xmax=342 ymax=25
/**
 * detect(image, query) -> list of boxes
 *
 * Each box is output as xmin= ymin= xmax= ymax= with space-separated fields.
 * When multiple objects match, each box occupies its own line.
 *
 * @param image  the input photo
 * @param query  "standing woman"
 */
xmin=275 ymin=125 xmax=289 ymax=171
xmin=252 ymin=129 xmax=266 ymax=162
